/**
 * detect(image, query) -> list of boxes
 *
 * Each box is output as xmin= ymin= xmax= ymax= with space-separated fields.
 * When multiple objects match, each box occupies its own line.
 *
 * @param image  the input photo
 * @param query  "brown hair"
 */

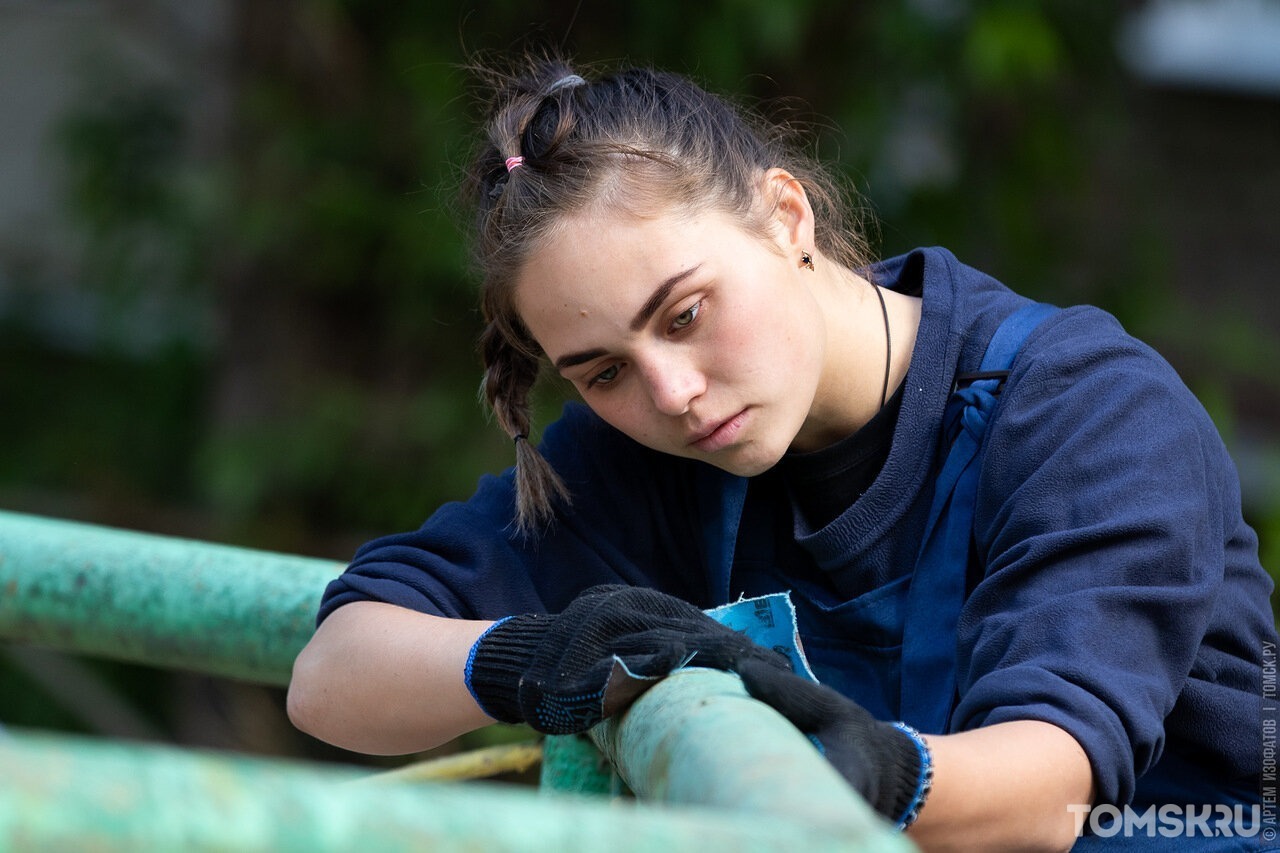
xmin=465 ymin=55 xmax=872 ymax=535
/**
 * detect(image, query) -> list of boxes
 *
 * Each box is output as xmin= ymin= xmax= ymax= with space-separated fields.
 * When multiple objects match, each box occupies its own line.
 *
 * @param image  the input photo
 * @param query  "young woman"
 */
xmin=287 ymin=58 xmax=1274 ymax=851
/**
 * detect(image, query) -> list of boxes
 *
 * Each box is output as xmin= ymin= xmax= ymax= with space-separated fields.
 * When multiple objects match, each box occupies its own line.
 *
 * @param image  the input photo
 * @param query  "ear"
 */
xmin=761 ymin=167 xmax=816 ymax=256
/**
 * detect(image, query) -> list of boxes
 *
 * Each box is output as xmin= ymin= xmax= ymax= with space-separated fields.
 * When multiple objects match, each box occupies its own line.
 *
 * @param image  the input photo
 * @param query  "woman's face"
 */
xmin=514 ymin=203 xmax=829 ymax=477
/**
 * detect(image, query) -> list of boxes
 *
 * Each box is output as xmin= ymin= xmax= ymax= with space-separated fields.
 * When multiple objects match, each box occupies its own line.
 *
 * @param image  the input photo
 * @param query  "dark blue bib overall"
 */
xmin=717 ymin=302 xmax=1058 ymax=733
xmin=899 ymin=302 xmax=1059 ymax=732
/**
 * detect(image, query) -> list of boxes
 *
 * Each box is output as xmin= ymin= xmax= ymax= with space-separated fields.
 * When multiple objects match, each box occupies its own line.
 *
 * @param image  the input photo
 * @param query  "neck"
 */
xmin=793 ymin=265 xmax=920 ymax=453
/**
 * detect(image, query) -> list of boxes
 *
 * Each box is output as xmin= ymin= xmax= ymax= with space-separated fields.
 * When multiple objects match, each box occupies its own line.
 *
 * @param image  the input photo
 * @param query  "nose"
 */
xmin=641 ymin=351 xmax=706 ymax=417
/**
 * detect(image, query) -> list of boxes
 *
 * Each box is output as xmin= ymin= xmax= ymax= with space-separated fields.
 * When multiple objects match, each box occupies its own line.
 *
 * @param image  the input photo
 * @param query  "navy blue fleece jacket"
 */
xmin=319 ymin=248 xmax=1273 ymax=835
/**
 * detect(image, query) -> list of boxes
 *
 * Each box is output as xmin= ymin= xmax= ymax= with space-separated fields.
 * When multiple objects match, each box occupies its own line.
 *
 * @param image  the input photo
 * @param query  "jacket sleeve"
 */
xmin=951 ymin=305 xmax=1269 ymax=806
xmin=316 ymin=403 xmax=715 ymax=624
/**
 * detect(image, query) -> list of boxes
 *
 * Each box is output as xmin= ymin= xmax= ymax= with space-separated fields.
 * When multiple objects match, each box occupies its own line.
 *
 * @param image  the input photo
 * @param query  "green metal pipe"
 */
xmin=0 ymin=509 xmax=340 ymax=685
xmin=0 ymin=510 xmax=914 ymax=849
xmin=540 ymin=733 xmax=625 ymax=795
xmin=0 ymin=729 xmax=910 ymax=852
xmin=591 ymin=668 xmax=912 ymax=844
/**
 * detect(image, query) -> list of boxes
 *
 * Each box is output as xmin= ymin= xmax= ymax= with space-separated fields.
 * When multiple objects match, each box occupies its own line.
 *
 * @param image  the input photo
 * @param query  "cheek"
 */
xmin=714 ymin=296 xmax=807 ymax=377
xmin=582 ymin=391 xmax=658 ymax=441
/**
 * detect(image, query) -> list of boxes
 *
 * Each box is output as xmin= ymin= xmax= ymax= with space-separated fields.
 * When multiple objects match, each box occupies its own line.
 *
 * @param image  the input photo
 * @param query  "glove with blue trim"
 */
xmin=736 ymin=656 xmax=935 ymax=830
xmin=465 ymin=584 xmax=790 ymax=734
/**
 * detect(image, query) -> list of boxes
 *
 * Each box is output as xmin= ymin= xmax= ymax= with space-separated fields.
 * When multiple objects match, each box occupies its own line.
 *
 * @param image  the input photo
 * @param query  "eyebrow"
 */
xmin=554 ymin=347 xmax=608 ymax=371
xmin=552 ymin=265 xmax=701 ymax=371
xmin=629 ymin=265 xmax=700 ymax=332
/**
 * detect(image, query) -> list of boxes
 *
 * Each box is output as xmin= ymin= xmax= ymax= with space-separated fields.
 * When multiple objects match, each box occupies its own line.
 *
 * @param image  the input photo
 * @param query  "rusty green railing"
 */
xmin=0 ymin=509 xmax=914 ymax=851
xmin=0 ymin=509 xmax=339 ymax=685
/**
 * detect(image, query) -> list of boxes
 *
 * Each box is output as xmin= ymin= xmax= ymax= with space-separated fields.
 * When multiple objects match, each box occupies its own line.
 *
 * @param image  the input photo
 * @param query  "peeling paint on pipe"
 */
xmin=591 ymin=668 xmax=910 ymax=843
xmin=0 ymin=510 xmax=340 ymax=684
xmin=0 ymin=730 xmax=912 ymax=851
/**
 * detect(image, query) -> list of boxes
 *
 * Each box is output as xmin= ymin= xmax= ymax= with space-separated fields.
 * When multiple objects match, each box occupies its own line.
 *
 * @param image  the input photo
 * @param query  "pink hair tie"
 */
xmin=505 ymin=155 xmax=525 ymax=172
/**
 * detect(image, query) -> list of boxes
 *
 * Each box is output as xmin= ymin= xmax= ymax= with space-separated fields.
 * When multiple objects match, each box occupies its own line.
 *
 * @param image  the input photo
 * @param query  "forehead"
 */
xmin=513 ymin=206 xmax=704 ymax=330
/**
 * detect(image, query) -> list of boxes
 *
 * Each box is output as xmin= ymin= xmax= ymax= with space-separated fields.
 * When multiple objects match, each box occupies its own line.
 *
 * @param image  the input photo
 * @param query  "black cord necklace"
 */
xmin=872 ymin=284 xmax=891 ymax=409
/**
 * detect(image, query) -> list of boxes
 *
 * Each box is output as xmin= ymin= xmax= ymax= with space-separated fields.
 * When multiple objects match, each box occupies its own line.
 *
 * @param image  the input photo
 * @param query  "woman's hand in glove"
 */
xmin=465 ymin=584 xmax=790 ymax=734
xmin=736 ymin=657 xmax=934 ymax=830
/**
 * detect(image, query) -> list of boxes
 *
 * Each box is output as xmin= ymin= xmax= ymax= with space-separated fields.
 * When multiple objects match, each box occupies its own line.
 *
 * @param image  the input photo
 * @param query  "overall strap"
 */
xmin=899 ymin=302 xmax=1059 ymax=733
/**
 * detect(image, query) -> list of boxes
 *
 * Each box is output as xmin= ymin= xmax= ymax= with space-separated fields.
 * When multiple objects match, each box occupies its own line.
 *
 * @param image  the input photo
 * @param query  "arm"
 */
xmin=296 ymin=405 xmax=721 ymax=755
xmin=913 ymin=720 xmax=1093 ymax=853
xmin=287 ymin=601 xmax=495 ymax=755
xmin=290 ymin=586 xmax=792 ymax=754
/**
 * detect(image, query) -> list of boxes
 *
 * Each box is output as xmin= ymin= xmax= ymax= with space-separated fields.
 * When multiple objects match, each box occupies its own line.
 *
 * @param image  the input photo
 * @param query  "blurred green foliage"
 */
xmin=1 ymin=0 xmax=1276 ymax=754
xmin=5 ymin=0 xmax=1277 ymax=547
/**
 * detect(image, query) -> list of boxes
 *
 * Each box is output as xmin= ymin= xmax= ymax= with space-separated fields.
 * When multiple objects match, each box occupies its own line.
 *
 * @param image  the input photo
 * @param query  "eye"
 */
xmin=672 ymin=300 xmax=701 ymax=330
xmin=587 ymin=364 xmax=620 ymax=389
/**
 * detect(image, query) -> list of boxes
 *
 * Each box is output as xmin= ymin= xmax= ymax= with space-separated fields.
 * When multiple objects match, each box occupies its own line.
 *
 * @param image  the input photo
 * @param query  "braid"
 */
xmin=478 ymin=313 xmax=570 ymax=536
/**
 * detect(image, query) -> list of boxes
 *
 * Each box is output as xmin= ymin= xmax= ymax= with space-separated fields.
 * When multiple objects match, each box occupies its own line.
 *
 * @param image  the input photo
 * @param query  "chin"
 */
xmin=706 ymin=446 xmax=784 ymax=478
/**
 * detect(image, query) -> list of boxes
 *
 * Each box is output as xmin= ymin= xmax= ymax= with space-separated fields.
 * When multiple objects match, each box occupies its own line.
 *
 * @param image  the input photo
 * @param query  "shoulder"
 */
xmin=1006 ymin=304 xmax=1215 ymax=437
xmin=539 ymin=403 xmax=731 ymax=601
xmin=977 ymin=301 xmax=1241 ymax=556
xmin=323 ymin=403 xmax=719 ymax=622
xmin=539 ymin=402 xmax=701 ymax=494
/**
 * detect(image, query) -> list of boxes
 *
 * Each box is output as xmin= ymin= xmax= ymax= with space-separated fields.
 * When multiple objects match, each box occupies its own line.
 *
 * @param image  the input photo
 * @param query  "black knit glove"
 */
xmin=737 ymin=657 xmax=934 ymax=830
xmin=465 ymin=584 xmax=790 ymax=734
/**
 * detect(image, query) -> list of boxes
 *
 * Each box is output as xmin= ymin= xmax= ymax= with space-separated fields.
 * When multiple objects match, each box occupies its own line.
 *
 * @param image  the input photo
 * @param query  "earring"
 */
xmin=800 ymin=251 xmax=815 ymax=271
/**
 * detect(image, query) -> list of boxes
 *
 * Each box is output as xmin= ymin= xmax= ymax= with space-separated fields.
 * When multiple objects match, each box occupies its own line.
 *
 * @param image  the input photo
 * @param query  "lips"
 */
xmin=689 ymin=408 xmax=749 ymax=453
